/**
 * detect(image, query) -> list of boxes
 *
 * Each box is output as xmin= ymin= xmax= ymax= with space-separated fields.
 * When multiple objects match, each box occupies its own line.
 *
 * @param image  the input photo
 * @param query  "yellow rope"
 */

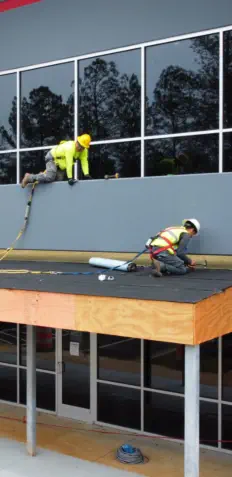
xmin=0 ymin=269 xmax=57 ymax=275
xmin=0 ymin=182 xmax=37 ymax=263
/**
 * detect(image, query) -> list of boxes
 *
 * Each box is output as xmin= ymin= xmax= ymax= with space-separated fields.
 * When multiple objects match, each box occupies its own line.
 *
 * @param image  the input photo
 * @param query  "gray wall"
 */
xmin=0 ymin=173 xmax=229 ymax=254
xmin=0 ymin=0 xmax=232 ymax=71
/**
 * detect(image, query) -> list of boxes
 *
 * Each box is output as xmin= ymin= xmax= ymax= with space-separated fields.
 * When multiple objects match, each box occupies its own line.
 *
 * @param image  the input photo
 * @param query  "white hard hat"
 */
xmin=183 ymin=218 xmax=200 ymax=234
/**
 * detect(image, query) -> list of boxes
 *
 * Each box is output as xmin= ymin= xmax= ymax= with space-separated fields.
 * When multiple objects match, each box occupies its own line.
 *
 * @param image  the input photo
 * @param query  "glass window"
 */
xmin=79 ymin=51 xmax=141 ymax=140
xmin=200 ymin=339 xmax=218 ymax=399
xmin=200 ymin=401 xmax=218 ymax=448
xmin=20 ymin=369 xmax=56 ymax=411
xmin=0 ymin=74 xmax=16 ymax=150
xmin=223 ymin=132 xmax=232 ymax=172
xmin=222 ymin=404 xmax=232 ymax=451
xmin=146 ymin=35 xmax=219 ymax=135
xmin=145 ymin=134 xmax=219 ymax=176
xmin=224 ymin=31 xmax=232 ymax=128
xmin=0 ymin=323 xmax=17 ymax=365
xmin=97 ymin=383 xmax=140 ymax=429
xmin=0 ymin=365 xmax=17 ymax=402
xmin=20 ymin=63 xmax=74 ymax=148
xmin=144 ymin=392 xmax=184 ymax=439
xmin=222 ymin=334 xmax=232 ymax=402
xmin=19 ymin=325 xmax=56 ymax=372
xmin=85 ymin=142 xmax=141 ymax=179
xmin=20 ymin=150 xmax=48 ymax=182
xmin=0 ymin=153 xmax=16 ymax=184
xmin=144 ymin=341 xmax=184 ymax=394
xmin=62 ymin=330 xmax=90 ymax=409
xmin=98 ymin=334 xmax=140 ymax=386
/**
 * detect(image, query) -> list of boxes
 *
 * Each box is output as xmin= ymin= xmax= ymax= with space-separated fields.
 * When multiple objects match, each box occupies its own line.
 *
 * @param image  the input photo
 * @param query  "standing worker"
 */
xmin=146 ymin=218 xmax=200 ymax=277
xmin=21 ymin=134 xmax=92 ymax=188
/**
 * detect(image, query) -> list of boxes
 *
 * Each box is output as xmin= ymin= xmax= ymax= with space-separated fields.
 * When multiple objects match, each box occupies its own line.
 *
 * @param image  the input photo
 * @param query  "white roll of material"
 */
xmin=89 ymin=257 xmax=136 ymax=272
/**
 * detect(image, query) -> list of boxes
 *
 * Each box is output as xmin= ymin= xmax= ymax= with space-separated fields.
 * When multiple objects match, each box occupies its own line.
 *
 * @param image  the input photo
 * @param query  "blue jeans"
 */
xmin=154 ymin=250 xmax=188 ymax=275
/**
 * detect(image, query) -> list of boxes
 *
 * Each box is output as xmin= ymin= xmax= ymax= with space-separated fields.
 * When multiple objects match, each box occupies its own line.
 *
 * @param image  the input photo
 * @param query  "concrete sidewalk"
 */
xmin=0 ymin=439 xmax=142 ymax=477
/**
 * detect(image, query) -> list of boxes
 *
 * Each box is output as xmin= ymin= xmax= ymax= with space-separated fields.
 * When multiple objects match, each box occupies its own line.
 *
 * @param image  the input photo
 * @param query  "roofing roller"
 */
xmin=89 ymin=257 xmax=137 ymax=272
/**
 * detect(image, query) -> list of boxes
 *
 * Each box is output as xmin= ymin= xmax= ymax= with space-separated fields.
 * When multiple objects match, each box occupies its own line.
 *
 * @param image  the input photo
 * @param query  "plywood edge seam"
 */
xmin=0 ymin=288 xmax=195 ymax=345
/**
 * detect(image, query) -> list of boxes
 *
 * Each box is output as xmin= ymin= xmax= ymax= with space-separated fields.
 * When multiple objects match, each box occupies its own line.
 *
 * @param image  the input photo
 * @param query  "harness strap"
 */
xmin=149 ymin=232 xmax=176 ymax=261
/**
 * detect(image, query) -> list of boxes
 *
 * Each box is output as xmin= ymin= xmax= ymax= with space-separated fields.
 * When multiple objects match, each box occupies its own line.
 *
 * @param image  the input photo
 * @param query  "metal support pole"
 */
xmin=27 ymin=325 xmax=36 ymax=456
xmin=184 ymin=345 xmax=200 ymax=477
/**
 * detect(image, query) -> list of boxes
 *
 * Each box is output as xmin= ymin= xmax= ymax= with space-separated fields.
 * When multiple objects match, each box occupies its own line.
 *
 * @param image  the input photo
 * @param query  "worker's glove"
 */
xmin=84 ymin=174 xmax=92 ymax=180
xmin=68 ymin=179 xmax=77 ymax=186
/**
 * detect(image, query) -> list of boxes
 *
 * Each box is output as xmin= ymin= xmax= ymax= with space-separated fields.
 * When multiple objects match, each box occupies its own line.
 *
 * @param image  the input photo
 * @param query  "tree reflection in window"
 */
xmin=0 ymin=154 xmax=16 ymax=184
xmin=145 ymin=134 xmax=219 ymax=176
xmin=79 ymin=51 xmax=141 ymax=140
xmin=146 ymin=34 xmax=219 ymax=135
xmin=78 ymin=142 xmax=141 ymax=179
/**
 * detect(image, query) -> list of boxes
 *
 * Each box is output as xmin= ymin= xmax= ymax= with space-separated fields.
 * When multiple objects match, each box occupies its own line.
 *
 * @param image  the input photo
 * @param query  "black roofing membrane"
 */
xmin=0 ymin=261 xmax=231 ymax=304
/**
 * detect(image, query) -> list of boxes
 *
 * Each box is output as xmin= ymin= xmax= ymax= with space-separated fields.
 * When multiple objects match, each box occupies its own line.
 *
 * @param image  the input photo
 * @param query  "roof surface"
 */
xmin=0 ymin=261 xmax=231 ymax=303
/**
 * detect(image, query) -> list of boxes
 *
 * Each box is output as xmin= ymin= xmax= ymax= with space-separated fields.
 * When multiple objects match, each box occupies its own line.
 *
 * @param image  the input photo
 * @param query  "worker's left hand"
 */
xmin=190 ymin=259 xmax=196 ymax=267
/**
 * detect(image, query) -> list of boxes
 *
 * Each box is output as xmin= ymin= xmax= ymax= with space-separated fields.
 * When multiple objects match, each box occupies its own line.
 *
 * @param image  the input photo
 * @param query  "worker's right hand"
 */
xmin=68 ymin=179 xmax=78 ymax=186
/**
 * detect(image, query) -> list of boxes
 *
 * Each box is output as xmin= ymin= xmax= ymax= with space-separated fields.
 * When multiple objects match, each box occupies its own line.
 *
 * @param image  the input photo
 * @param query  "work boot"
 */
xmin=151 ymin=259 xmax=163 ymax=278
xmin=21 ymin=173 xmax=31 ymax=188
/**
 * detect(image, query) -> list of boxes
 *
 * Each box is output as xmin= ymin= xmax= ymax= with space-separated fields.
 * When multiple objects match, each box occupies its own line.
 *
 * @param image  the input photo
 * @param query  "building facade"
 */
xmin=0 ymin=0 xmax=232 ymax=457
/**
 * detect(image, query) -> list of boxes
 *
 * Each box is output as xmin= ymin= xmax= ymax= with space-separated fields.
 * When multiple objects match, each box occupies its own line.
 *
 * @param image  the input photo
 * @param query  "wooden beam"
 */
xmin=0 ymin=289 xmax=194 ymax=344
xmin=0 ymin=287 xmax=232 ymax=345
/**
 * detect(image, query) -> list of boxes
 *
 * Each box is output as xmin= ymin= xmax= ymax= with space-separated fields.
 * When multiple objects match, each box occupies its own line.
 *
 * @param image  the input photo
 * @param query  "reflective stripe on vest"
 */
xmin=151 ymin=226 xmax=186 ymax=255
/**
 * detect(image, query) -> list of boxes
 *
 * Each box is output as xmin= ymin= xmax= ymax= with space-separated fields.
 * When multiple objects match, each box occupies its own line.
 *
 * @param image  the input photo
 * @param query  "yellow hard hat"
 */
xmin=77 ymin=134 xmax=91 ymax=149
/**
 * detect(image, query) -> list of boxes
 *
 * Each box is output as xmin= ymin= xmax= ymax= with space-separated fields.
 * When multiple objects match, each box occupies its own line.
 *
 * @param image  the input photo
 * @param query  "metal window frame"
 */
xmin=0 ymin=24 xmax=231 ymax=182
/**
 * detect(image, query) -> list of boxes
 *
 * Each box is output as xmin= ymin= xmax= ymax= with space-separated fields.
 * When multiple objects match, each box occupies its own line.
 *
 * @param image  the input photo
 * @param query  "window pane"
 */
xmin=0 ymin=365 xmax=17 ymax=402
xmin=200 ymin=401 xmax=218 ymax=448
xmin=0 ymin=154 xmax=16 ymax=184
xmin=62 ymin=330 xmax=90 ymax=409
xmin=79 ymin=51 xmax=141 ymax=140
xmin=144 ymin=392 xmax=184 ymax=439
xmin=98 ymin=334 xmax=140 ymax=386
xmin=222 ymin=334 xmax=232 ymax=402
xmin=224 ymin=31 xmax=232 ymax=128
xmin=222 ymin=404 xmax=232 ymax=451
xmin=144 ymin=341 xmax=184 ymax=394
xmin=0 ymin=74 xmax=16 ymax=150
xmin=19 ymin=325 xmax=56 ymax=372
xmin=20 ymin=369 xmax=55 ymax=411
xmin=97 ymin=383 xmax=140 ymax=429
xmin=146 ymin=35 xmax=219 ymax=135
xmin=200 ymin=340 xmax=218 ymax=399
xmin=145 ymin=135 xmax=219 ymax=176
xmin=0 ymin=323 xmax=17 ymax=365
xmin=85 ymin=142 xmax=141 ymax=179
xmin=20 ymin=150 xmax=48 ymax=181
xmin=223 ymin=132 xmax=232 ymax=172
xmin=21 ymin=63 xmax=74 ymax=148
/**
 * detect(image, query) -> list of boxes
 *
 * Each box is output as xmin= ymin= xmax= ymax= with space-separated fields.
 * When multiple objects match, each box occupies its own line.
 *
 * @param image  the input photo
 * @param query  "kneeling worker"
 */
xmin=146 ymin=218 xmax=200 ymax=277
xmin=21 ymin=134 xmax=92 ymax=188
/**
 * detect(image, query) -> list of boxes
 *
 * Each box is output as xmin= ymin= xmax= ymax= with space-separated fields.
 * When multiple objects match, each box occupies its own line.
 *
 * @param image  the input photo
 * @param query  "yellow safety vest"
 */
xmin=151 ymin=226 xmax=187 ymax=255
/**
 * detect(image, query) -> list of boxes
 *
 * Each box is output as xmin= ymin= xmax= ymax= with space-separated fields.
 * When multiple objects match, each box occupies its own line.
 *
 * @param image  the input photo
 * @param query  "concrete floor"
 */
xmin=0 ymin=439 xmax=141 ymax=477
xmin=0 ymin=404 xmax=232 ymax=476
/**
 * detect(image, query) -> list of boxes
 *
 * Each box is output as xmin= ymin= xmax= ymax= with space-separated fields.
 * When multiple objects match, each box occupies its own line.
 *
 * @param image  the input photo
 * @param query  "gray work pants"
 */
xmin=27 ymin=151 xmax=66 ymax=183
xmin=155 ymin=250 xmax=188 ymax=275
